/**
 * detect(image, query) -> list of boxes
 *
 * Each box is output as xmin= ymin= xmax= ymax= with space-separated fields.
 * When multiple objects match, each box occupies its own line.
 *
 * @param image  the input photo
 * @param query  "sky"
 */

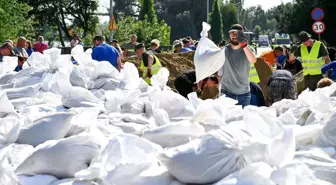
xmin=98 ymin=0 xmax=294 ymax=22
xmin=243 ymin=0 xmax=293 ymax=10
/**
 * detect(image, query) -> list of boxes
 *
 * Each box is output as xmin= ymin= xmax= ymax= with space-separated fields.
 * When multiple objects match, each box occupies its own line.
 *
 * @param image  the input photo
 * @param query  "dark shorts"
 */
xmin=221 ymin=90 xmax=251 ymax=108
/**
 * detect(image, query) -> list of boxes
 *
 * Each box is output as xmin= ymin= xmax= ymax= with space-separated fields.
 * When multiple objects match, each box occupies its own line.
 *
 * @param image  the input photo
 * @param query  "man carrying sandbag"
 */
xmin=217 ymin=24 xmax=257 ymax=107
xmin=289 ymin=31 xmax=330 ymax=91
xmin=135 ymin=43 xmax=162 ymax=85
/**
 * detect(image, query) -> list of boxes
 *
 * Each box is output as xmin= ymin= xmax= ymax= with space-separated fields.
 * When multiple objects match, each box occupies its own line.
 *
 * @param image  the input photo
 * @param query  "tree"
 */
xmin=139 ymin=0 xmax=157 ymax=22
xmin=110 ymin=16 xmax=171 ymax=46
xmin=254 ymin=25 xmax=261 ymax=40
xmin=0 ymin=0 xmax=36 ymax=43
xmin=113 ymin=0 xmax=141 ymax=20
xmin=25 ymin=0 xmax=99 ymax=46
xmin=221 ymin=2 xmax=238 ymax=40
xmin=209 ymin=0 xmax=224 ymax=44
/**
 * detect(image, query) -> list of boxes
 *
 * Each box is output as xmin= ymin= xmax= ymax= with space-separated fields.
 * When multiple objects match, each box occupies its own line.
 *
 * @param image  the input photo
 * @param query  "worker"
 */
xmin=92 ymin=35 xmax=121 ymax=71
xmin=283 ymin=46 xmax=303 ymax=76
xmin=0 ymin=42 xmax=15 ymax=62
xmin=259 ymin=46 xmax=283 ymax=68
xmin=289 ymin=31 xmax=330 ymax=91
xmin=317 ymin=78 xmax=334 ymax=89
xmin=217 ymin=24 xmax=257 ymax=107
xmin=14 ymin=55 xmax=27 ymax=72
xmin=135 ymin=43 xmax=162 ymax=85
xmin=148 ymin=39 xmax=161 ymax=54
xmin=123 ymin=34 xmax=138 ymax=57
xmin=174 ymin=41 xmax=193 ymax=53
xmin=249 ymin=64 xmax=260 ymax=84
xmin=321 ymin=61 xmax=336 ymax=82
xmin=267 ymin=70 xmax=296 ymax=106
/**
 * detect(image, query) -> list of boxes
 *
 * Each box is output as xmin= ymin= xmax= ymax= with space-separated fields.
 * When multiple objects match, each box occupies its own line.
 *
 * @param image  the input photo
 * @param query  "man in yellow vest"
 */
xmin=135 ymin=43 xmax=162 ymax=85
xmin=249 ymin=64 xmax=260 ymax=84
xmin=289 ymin=31 xmax=330 ymax=91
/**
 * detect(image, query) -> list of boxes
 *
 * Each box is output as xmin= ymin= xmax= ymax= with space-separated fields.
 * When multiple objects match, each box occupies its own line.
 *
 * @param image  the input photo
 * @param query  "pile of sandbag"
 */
xmin=1 ymin=26 xmax=336 ymax=185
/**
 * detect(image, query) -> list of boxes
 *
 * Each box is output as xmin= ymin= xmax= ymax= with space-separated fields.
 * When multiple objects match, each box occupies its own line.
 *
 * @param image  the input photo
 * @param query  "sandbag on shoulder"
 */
xmin=15 ymin=134 xmax=104 ymax=179
xmin=16 ymin=112 xmax=76 ymax=147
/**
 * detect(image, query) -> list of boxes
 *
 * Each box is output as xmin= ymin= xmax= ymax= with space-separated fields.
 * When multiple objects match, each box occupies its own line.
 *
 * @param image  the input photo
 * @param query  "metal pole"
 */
xmin=237 ymin=8 xmax=240 ymax=23
xmin=318 ymin=34 xmax=321 ymax=41
xmin=207 ymin=0 xmax=209 ymax=23
xmin=109 ymin=0 xmax=114 ymax=42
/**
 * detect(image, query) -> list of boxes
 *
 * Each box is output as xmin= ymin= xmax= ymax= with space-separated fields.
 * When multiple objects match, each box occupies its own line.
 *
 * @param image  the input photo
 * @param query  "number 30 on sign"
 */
xmin=312 ymin=21 xmax=326 ymax=34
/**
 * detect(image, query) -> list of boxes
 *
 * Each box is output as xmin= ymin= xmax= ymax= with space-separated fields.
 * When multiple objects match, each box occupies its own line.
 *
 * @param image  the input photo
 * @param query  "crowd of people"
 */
xmin=1 ymin=26 xmax=336 ymax=108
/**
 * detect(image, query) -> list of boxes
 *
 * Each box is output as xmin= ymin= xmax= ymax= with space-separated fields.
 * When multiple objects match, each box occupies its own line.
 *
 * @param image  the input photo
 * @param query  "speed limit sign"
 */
xmin=312 ymin=21 xmax=326 ymax=34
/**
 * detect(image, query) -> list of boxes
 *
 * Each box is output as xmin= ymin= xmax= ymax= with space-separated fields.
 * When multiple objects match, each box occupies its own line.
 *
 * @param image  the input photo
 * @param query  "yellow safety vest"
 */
xmin=301 ymin=41 xmax=325 ymax=76
xmin=249 ymin=64 xmax=260 ymax=83
xmin=140 ymin=54 xmax=162 ymax=85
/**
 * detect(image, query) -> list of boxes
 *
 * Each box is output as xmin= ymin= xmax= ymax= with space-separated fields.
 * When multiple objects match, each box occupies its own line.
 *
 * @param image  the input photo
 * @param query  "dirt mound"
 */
xmin=124 ymin=52 xmax=195 ymax=88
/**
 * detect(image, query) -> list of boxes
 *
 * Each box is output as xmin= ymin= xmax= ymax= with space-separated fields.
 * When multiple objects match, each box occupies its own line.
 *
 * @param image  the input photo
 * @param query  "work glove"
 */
xmin=147 ymin=69 xmax=152 ymax=78
xmin=237 ymin=30 xmax=247 ymax=48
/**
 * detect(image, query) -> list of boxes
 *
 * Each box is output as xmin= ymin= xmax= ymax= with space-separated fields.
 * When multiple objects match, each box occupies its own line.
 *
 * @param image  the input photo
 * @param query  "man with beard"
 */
xmin=217 ymin=24 xmax=257 ymax=107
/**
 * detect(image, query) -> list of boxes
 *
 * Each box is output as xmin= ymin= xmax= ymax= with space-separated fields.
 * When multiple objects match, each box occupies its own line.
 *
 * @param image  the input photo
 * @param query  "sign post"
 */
xmin=311 ymin=8 xmax=325 ymax=41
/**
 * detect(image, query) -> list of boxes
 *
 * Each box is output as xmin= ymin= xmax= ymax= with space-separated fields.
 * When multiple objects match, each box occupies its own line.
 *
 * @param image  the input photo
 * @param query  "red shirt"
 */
xmin=34 ymin=42 xmax=48 ymax=53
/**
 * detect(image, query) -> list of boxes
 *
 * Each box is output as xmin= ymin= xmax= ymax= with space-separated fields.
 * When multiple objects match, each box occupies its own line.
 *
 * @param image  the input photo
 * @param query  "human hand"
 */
xmin=146 ymin=69 xmax=152 ymax=78
xmin=237 ymin=30 xmax=247 ymax=48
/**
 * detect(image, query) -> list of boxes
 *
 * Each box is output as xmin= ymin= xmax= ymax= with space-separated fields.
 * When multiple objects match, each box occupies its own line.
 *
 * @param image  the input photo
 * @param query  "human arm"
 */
xmin=117 ymin=56 xmax=122 ymax=71
xmin=320 ymin=43 xmax=330 ymax=64
xmin=237 ymin=31 xmax=257 ymax=64
xmin=321 ymin=62 xmax=336 ymax=77
xmin=146 ymin=54 xmax=154 ymax=77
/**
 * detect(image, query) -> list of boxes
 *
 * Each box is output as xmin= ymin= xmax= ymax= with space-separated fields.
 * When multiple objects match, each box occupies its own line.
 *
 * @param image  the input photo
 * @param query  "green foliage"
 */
xmin=139 ymin=0 xmax=157 ymax=22
xmin=111 ymin=16 xmax=171 ymax=46
xmin=209 ymin=0 xmax=224 ymax=44
xmin=254 ymin=25 xmax=261 ymax=39
xmin=0 ymin=0 xmax=36 ymax=43
xmin=221 ymin=2 xmax=239 ymax=40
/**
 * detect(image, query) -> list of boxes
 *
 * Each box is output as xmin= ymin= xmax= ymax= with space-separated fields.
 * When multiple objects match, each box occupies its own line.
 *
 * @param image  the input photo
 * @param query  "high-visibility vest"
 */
xmin=301 ymin=41 xmax=325 ymax=76
xmin=249 ymin=64 xmax=260 ymax=83
xmin=140 ymin=54 xmax=162 ymax=85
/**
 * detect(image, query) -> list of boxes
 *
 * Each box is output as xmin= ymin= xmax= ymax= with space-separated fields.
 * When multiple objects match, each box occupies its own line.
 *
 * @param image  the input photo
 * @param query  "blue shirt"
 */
xmin=92 ymin=43 xmax=119 ymax=68
xmin=277 ymin=55 xmax=286 ymax=65
xmin=322 ymin=61 xmax=336 ymax=81
xmin=189 ymin=45 xmax=196 ymax=51
xmin=26 ymin=48 xmax=34 ymax=56
xmin=181 ymin=48 xmax=193 ymax=53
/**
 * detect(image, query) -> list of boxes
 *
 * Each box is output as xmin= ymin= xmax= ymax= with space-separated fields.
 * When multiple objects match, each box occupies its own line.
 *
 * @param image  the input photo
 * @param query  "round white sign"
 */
xmin=312 ymin=21 xmax=326 ymax=34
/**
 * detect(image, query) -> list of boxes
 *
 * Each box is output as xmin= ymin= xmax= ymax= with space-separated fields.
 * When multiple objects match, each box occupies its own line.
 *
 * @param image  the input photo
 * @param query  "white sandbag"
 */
xmin=121 ymin=100 xmax=145 ymax=114
xmin=0 ymin=144 xmax=34 ymax=169
xmin=15 ymin=135 xmax=104 ymax=178
xmin=18 ymin=175 xmax=58 ymax=185
xmin=144 ymin=99 xmax=154 ymax=117
xmin=315 ymin=111 xmax=336 ymax=147
xmin=213 ymin=162 xmax=275 ymax=185
xmin=100 ymin=78 xmax=120 ymax=90
xmin=90 ymin=89 xmax=106 ymax=101
xmin=25 ymin=52 xmax=51 ymax=70
xmin=0 ymin=72 xmax=16 ymax=84
xmin=294 ymin=148 xmax=336 ymax=184
xmin=62 ymin=86 xmax=103 ymax=109
xmin=0 ymin=115 xmax=21 ymax=145
xmin=294 ymin=124 xmax=323 ymax=148
xmin=270 ymin=163 xmax=318 ymax=185
xmin=12 ymin=75 xmax=43 ymax=88
xmin=4 ymin=84 xmax=42 ymax=100
xmin=16 ymin=112 xmax=76 ymax=147
xmin=111 ymin=122 xmax=149 ymax=136
xmin=122 ymin=114 xmax=154 ymax=125
xmin=92 ymin=61 xmax=119 ymax=80
xmin=70 ymin=66 xmax=91 ymax=88
xmin=150 ymin=90 xmax=194 ymax=119
xmin=158 ymin=128 xmax=257 ymax=184
xmin=104 ymin=90 xmax=126 ymax=113
xmin=75 ymin=134 xmax=162 ymax=182
xmin=194 ymin=22 xmax=225 ymax=82
xmin=0 ymin=161 xmax=17 ymax=185
xmin=153 ymin=109 xmax=170 ymax=126
xmin=0 ymin=82 xmax=14 ymax=89
xmin=66 ymin=108 xmax=101 ymax=137
xmin=143 ymin=121 xmax=205 ymax=148
xmin=151 ymin=67 xmax=170 ymax=90
xmin=49 ymin=179 xmax=96 ymax=185
xmin=0 ymin=56 xmax=19 ymax=74
xmin=18 ymin=104 xmax=66 ymax=124
xmin=10 ymin=92 xmax=63 ymax=110
xmin=121 ymin=62 xmax=140 ymax=90
xmin=0 ymin=92 xmax=15 ymax=117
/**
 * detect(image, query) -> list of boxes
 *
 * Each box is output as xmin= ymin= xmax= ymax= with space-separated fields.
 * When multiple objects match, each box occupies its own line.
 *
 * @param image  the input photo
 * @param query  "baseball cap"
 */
xmin=135 ymin=43 xmax=145 ymax=50
xmin=229 ymin=24 xmax=244 ymax=32
xmin=299 ymin=31 xmax=311 ymax=42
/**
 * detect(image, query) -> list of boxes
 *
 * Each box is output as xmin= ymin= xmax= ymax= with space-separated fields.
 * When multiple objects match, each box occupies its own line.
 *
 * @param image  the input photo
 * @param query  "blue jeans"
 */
xmin=221 ymin=90 xmax=251 ymax=107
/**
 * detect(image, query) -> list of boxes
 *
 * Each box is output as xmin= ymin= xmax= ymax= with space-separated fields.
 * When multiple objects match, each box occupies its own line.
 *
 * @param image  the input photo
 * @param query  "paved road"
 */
xmin=256 ymin=47 xmax=272 ymax=57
